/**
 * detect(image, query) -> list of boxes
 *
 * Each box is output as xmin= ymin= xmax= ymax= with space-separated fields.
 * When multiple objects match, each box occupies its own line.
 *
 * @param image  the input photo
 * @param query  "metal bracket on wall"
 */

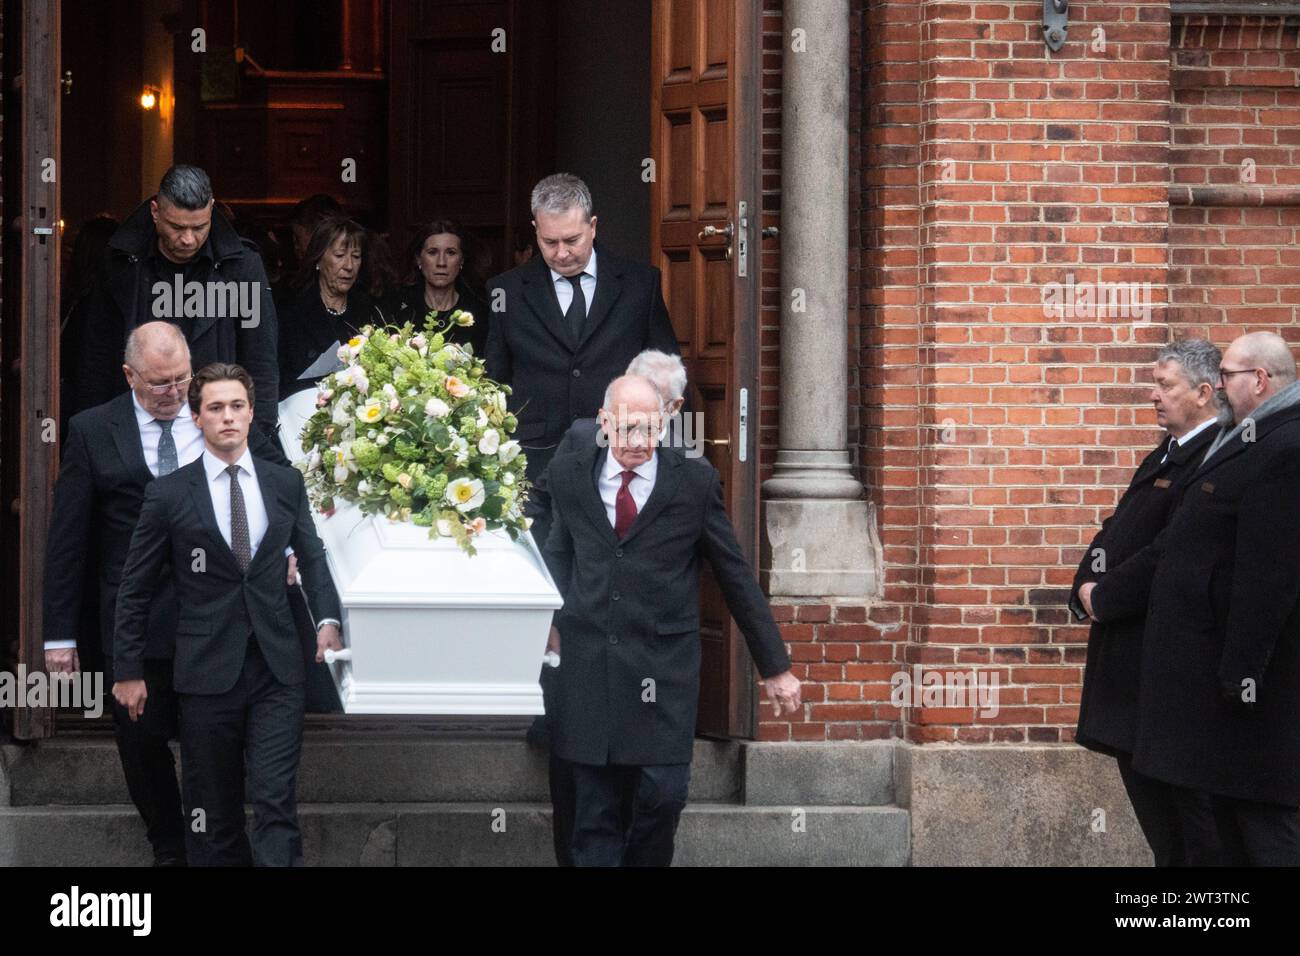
xmin=1043 ymin=0 xmax=1069 ymax=52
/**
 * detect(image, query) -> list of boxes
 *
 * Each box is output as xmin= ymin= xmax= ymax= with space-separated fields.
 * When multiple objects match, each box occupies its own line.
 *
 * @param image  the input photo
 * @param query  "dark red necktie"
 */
xmin=614 ymin=469 xmax=638 ymax=538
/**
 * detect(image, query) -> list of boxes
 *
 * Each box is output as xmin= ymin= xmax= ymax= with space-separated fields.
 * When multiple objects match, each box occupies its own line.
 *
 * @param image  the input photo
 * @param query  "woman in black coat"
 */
xmin=278 ymin=216 xmax=389 ymax=398
xmin=388 ymin=219 xmax=489 ymax=356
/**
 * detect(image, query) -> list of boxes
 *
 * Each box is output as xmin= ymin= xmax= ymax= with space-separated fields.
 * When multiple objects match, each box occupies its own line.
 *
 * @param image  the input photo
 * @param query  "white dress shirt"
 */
xmin=46 ymin=397 xmax=205 ymax=651
xmin=551 ymin=247 xmax=597 ymax=316
xmin=203 ymin=448 xmax=269 ymax=560
xmin=598 ymin=448 xmax=657 ymax=528
xmin=132 ymin=392 xmax=204 ymax=476
xmin=1162 ymin=415 xmax=1219 ymax=464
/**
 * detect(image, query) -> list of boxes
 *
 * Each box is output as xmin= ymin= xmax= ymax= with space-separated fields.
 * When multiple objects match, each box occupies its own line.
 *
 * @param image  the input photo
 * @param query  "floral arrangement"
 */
xmin=295 ymin=309 xmax=529 ymax=555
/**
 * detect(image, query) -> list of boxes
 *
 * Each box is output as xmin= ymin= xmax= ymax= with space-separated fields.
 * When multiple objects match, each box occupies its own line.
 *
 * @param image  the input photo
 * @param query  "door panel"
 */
xmin=649 ymin=0 xmax=760 ymax=738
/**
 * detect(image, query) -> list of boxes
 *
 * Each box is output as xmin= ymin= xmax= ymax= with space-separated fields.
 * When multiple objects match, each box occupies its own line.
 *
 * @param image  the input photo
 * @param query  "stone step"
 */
xmin=0 ymin=802 xmax=911 ymax=867
xmin=3 ymin=735 xmax=898 ymax=807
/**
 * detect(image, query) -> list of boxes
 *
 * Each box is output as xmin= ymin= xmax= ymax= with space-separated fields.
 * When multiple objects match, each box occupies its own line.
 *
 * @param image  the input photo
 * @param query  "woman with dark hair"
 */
xmin=389 ymin=219 xmax=490 ymax=356
xmin=278 ymin=216 xmax=388 ymax=397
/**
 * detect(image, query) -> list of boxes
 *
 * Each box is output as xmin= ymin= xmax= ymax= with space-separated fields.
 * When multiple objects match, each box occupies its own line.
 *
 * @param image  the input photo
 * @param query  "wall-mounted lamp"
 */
xmin=140 ymin=85 xmax=160 ymax=110
xmin=1042 ymin=0 xmax=1069 ymax=52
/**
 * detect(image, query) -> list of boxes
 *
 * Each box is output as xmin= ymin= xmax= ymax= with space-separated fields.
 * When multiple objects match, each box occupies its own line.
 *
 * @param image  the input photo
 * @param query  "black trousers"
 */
xmin=107 ymin=657 xmax=185 ymax=860
xmin=569 ymin=762 xmax=690 ymax=867
xmin=1116 ymin=751 xmax=1218 ymax=866
xmin=1208 ymin=795 xmax=1300 ymax=866
xmin=178 ymin=639 xmax=306 ymax=867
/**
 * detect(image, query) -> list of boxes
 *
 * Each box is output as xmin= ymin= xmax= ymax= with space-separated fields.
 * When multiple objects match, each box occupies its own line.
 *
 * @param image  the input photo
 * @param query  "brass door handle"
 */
xmin=698 ymin=222 xmax=734 ymax=241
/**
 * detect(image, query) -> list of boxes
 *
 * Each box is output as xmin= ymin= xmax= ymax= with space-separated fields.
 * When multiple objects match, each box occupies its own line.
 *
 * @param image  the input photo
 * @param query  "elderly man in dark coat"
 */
xmin=1130 ymin=331 xmax=1300 ymax=865
xmin=543 ymin=374 xmax=799 ymax=866
xmin=1071 ymin=339 xmax=1223 ymax=866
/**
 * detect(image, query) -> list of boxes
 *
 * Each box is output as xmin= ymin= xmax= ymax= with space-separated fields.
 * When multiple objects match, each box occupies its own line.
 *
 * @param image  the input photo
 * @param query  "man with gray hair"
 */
xmin=72 ymin=164 xmax=283 ymax=456
xmin=485 ymin=173 xmax=680 ymax=485
xmin=1070 ymin=338 xmax=1224 ymax=865
xmin=1127 ymin=330 xmax=1300 ymax=864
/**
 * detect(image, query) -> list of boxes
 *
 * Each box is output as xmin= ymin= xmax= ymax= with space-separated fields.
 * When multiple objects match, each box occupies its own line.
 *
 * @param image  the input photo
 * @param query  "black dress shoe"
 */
xmin=152 ymin=852 xmax=187 ymax=867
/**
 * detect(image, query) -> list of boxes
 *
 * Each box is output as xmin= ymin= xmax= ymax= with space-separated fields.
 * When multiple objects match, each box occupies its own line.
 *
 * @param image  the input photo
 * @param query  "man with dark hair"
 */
xmin=71 ymin=164 xmax=283 ymax=455
xmin=1071 ymin=338 xmax=1223 ymax=865
xmin=113 ymin=362 xmax=342 ymax=866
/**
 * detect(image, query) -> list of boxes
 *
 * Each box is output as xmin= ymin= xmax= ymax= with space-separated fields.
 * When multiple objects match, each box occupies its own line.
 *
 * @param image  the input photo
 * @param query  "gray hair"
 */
xmin=626 ymin=350 xmax=687 ymax=402
xmin=125 ymin=321 xmax=190 ymax=369
xmin=530 ymin=173 xmax=593 ymax=221
xmin=1156 ymin=338 xmax=1221 ymax=394
xmin=158 ymin=165 xmax=213 ymax=211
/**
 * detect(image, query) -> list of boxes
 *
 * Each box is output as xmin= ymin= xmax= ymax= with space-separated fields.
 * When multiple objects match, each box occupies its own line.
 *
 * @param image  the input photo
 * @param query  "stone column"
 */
xmin=762 ymin=0 xmax=881 ymax=598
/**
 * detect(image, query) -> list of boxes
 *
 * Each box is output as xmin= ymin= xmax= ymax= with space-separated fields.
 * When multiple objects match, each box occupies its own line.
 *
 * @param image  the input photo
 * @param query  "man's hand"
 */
xmin=287 ymin=553 xmax=300 ymax=587
xmin=1078 ymin=582 xmax=1098 ymax=621
xmin=45 ymin=648 xmax=80 ymax=674
xmin=316 ymin=622 xmax=342 ymax=663
xmin=760 ymin=670 xmax=802 ymax=717
xmin=546 ymin=625 xmax=561 ymax=655
xmin=113 ymin=680 xmax=148 ymax=722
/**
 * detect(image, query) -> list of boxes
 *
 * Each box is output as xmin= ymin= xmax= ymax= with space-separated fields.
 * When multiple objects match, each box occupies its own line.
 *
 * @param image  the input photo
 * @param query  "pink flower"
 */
xmin=467 ymin=517 xmax=487 ymax=536
xmin=446 ymin=376 xmax=471 ymax=398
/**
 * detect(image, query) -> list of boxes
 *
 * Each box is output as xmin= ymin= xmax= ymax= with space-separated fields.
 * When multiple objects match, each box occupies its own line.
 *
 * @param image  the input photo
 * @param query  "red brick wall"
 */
xmin=759 ymin=2 xmax=1300 ymax=745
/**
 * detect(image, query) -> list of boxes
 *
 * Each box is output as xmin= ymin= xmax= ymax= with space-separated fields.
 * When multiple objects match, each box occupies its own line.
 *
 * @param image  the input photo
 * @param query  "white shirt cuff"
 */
xmin=44 ymin=639 xmax=77 ymax=650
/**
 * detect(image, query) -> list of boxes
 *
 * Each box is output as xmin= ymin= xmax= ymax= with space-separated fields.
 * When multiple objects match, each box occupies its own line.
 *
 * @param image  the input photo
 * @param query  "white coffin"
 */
xmin=278 ymin=390 xmax=563 ymax=714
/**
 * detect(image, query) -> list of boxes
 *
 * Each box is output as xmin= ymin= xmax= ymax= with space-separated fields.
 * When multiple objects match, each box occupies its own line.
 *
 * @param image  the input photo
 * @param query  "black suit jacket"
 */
xmin=543 ymin=445 xmax=791 ymax=766
xmin=1129 ymin=402 xmax=1300 ymax=806
xmin=114 ymin=455 xmax=342 ymax=695
xmin=1069 ymin=422 xmax=1218 ymax=757
xmin=43 ymin=391 xmax=285 ymax=661
xmin=484 ymin=246 xmax=679 ymax=476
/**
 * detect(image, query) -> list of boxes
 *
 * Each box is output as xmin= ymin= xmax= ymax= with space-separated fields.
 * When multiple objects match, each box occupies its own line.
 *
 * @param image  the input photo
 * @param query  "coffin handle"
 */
xmin=324 ymin=648 xmax=353 ymax=664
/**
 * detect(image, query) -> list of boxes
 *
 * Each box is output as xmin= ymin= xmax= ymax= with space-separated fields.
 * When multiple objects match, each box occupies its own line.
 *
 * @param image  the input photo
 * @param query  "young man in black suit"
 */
xmin=1069 ymin=339 xmax=1223 ymax=866
xmin=485 ymin=173 xmax=680 ymax=483
xmin=44 ymin=323 xmax=287 ymax=866
xmin=113 ymin=363 xmax=342 ymax=866
xmin=543 ymin=374 xmax=801 ymax=866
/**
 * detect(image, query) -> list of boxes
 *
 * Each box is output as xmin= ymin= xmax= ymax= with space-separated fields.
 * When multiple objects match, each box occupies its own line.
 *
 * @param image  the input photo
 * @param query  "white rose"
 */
xmin=478 ymin=429 xmax=500 ymax=456
xmin=425 ymin=397 xmax=450 ymax=419
xmin=498 ymin=440 xmax=521 ymax=463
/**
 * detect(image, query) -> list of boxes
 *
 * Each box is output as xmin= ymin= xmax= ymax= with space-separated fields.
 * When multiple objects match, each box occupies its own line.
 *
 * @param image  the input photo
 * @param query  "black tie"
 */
xmin=564 ymin=274 xmax=587 ymax=341
xmin=227 ymin=464 xmax=251 ymax=572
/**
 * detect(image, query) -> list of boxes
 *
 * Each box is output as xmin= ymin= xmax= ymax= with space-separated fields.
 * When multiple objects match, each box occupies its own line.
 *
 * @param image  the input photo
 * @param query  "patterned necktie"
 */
xmin=155 ymin=418 xmax=178 ymax=476
xmin=614 ymin=470 xmax=638 ymax=539
xmin=564 ymin=274 xmax=587 ymax=341
xmin=227 ymin=464 xmax=251 ymax=571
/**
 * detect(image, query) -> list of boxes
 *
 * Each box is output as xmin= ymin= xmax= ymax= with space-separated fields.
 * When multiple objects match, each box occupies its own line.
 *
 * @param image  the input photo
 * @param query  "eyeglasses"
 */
xmin=1219 ymin=367 xmax=1270 ymax=382
xmin=131 ymin=368 xmax=193 ymax=394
